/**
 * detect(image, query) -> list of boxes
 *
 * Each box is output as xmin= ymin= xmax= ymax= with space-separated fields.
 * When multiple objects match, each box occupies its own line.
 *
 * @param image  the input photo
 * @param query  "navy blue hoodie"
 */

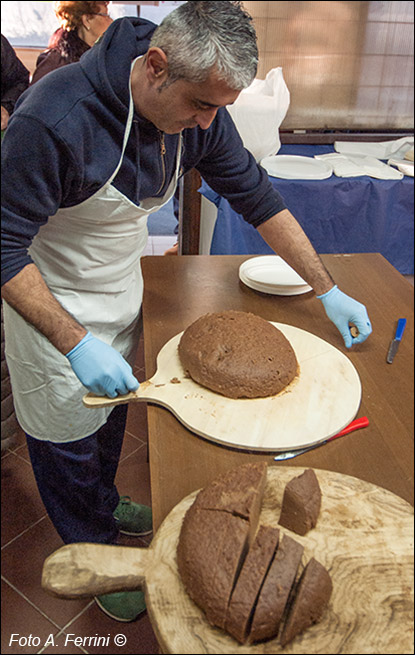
xmin=1 ymin=17 xmax=286 ymax=285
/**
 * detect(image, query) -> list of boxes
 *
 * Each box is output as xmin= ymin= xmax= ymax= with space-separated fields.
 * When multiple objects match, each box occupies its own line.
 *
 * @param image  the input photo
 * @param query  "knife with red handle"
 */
xmin=273 ymin=416 xmax=369 ymax=461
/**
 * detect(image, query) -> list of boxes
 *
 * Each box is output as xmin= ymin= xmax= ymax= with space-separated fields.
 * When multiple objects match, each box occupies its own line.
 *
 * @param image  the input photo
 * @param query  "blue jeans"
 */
xmin=26 ymin=405 xmax=128 ymax=544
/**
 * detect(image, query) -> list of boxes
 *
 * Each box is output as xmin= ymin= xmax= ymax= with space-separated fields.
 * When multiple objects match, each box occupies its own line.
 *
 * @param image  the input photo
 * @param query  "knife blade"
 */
xmin=273 ymin=416 xmax=369 ymax=461
xmin=386 ymin=318 xmax=407 ymax=364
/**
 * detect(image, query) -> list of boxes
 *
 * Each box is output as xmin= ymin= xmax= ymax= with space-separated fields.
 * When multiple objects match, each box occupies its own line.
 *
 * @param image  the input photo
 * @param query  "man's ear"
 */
xmin=146 ymin=47 xmax=169 ymax=84
xmin=81 ymin=13 xmax=92 ymax=31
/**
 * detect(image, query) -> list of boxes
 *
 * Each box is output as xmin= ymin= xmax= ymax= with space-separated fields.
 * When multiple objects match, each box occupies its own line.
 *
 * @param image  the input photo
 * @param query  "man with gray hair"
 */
xmin=1 ymin=2 xmax=371 ymax=621
xmin=150 ymin=0 xmax=258 ymax=89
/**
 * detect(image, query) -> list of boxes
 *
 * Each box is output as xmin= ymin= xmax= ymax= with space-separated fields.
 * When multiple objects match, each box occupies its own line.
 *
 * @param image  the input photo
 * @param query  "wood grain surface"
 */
xmin=42 ymin=467 xmax=414 ymax=655
xmin=84 ymin=323 xmax=361 ymax=451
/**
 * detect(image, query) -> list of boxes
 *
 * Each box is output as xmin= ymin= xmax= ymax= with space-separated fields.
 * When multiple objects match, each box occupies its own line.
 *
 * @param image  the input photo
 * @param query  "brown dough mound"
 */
xmin=178 ymin=311 xmax=298 ymax=398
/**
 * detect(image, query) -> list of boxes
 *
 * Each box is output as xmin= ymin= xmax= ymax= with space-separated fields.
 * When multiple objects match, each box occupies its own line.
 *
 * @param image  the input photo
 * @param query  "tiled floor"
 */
xmin=1 ymin=337 xmax=160 ymax=654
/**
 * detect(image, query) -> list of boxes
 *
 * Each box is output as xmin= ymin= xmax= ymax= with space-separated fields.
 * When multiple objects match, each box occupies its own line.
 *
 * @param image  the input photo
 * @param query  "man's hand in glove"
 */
xmin=66 ymin=332 xmax=139 ymax=397
xmin=317 ymin=285 xmax=372 ymax=348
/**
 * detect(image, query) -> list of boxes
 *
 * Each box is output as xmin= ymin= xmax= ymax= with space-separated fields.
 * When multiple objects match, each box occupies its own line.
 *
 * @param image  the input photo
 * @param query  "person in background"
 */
xmin=1 ymin=34 xmax=30 ymax=130
xmin=31 ymin=1 xmax=112 ymax=84
xmin=1 ymin=1 xmax=372 ymax=623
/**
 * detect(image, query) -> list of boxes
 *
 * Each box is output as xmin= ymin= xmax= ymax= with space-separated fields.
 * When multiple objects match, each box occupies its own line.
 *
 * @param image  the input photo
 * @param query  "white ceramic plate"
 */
xmin=239 ymin=256 xmax=313 ymax=296
xmin=261 ymin=154 xmax=333 ymax=180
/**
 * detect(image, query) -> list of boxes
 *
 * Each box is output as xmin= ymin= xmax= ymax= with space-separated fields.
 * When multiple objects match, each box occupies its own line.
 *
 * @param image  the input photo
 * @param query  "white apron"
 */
xmin=4 ymin=57 xmax=182 ymax=442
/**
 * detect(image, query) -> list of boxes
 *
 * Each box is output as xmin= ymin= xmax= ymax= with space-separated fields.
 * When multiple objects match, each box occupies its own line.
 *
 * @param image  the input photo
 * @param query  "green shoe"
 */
xmin=95 ymin=591 xmax=146 ymax=622
xmin=113 ymin=496 xmax=153 ymax=536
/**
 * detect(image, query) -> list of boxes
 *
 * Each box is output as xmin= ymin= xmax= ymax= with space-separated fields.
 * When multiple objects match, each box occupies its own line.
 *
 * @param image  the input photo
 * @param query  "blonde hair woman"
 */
xmin=31 ymin=1 xmax=112 ymax=84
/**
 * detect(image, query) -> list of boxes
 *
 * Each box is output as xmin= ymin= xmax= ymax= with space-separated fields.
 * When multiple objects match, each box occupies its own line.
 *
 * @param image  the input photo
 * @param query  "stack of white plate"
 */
xmin=239 ymin=256 xmax=312 ymax=296
xmin=260 ymin=155 xmax=333 ymax=180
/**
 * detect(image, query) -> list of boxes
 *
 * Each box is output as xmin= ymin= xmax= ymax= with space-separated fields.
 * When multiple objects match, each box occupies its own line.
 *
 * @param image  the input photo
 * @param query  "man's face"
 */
xmin=142 ymin=69 xmax=241 ymax=134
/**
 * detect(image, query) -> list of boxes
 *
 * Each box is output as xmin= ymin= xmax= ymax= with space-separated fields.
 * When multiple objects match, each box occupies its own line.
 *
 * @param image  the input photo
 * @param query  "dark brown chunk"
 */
xmin=225 ymin=525 xmax=280 ymax=643
xmin=278 ymin=469 xmax=321 ymax=535
xmin=249 ymin=534 xmax=304 ymax=643
xmin=280 ymin=557 xmax=333 ymax=647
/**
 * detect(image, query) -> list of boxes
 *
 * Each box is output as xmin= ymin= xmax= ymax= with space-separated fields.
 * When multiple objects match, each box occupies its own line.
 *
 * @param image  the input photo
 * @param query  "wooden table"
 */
xmin=141 ymin=253 xmax=414 ymax=531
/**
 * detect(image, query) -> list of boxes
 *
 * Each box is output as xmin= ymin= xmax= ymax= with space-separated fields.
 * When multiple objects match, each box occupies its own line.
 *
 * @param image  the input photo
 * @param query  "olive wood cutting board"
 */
xmin=42 ymin=467 xmax=414 ymax=654
xmin=83 ymin=323 xmax=362 ymax=452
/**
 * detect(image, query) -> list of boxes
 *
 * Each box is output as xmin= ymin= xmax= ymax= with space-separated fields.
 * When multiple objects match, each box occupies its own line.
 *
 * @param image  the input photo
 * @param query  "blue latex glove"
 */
xmin=317 ymin=285 xmax=372 ymax=348
xmin=66 ymin=332 xmax=139 ymax=398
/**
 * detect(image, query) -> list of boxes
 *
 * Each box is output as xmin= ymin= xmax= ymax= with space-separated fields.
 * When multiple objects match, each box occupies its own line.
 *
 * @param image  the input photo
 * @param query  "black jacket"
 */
xmin=1 ymin=34 xmax=30 ymax=115
xmin=31 ymin=29 xmax=90 ymax=85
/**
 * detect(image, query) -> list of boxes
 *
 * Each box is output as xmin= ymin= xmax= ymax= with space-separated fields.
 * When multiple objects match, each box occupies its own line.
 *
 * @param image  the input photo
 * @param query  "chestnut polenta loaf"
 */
xmin=177 ymin=464 xmax=331 ymax=647
xmin=178 ymin=310 xmax=298 ymax=398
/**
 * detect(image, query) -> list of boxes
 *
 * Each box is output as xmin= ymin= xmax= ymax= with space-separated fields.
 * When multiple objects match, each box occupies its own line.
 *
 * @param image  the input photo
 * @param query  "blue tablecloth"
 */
xmin=201 ymin=144 xmax=414 ymax=275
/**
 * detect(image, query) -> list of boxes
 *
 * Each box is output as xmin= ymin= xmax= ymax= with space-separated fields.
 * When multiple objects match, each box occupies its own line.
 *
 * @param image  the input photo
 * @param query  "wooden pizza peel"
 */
xmin=83 ymin=323 xmax=362 ymax=452
xmin=42 ymin=467 xmax=414 ymax=654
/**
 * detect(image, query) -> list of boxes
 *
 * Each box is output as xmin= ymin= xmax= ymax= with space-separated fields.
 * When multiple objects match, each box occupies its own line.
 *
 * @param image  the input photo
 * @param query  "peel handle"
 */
xmin=42 ymin=543 xmax=150 ymax=598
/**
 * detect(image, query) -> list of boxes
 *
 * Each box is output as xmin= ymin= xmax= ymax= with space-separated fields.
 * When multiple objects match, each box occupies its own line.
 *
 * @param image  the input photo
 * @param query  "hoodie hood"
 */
xmin=79 ymin=17 xmax=157 ymax=118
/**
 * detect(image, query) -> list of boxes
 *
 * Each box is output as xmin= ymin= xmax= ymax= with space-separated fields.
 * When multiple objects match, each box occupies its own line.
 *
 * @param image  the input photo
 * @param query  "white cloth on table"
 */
xmin=334 ymin=136 xmax=414 ymax=161
xmin=314 ymin=152 xmax=403 ymax=180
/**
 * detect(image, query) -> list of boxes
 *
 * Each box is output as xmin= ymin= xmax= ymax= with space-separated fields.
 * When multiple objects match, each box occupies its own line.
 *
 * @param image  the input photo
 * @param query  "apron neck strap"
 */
xmin=107 ymin=57 xmax=141 ymax=185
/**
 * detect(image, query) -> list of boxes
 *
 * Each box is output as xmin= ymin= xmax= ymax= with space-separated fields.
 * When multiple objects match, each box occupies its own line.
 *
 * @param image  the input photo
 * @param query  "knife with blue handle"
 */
xmin=386 ymin=318 xmax=407 ymax=364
